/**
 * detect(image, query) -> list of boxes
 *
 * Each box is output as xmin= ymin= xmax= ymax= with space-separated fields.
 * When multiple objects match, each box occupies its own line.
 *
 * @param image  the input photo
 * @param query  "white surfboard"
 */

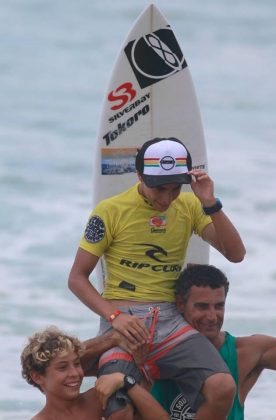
xmin=92 ymin=3 xmax=209 ymax=290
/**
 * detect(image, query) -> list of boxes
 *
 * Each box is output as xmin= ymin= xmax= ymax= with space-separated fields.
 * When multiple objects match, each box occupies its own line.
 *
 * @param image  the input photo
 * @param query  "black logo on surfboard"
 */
xmin=124 ymin=27 xmax=187 ymax=89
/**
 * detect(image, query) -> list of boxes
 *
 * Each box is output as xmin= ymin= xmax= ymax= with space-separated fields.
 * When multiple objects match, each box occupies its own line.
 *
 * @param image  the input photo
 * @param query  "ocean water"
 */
xmin=1 ymin=0 xmax=276 ymax=418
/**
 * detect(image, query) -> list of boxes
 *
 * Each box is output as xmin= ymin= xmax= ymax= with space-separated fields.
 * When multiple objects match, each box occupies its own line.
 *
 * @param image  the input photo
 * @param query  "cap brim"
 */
xmin=143 ymin=173 xmax=191 ymax=187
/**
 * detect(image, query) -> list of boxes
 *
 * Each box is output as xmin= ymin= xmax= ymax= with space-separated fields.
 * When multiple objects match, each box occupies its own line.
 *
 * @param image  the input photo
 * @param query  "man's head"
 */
xmin=21 ymin=326 xmax=84 ymax=392
xmin=176 ymin=264 xmax=229 ymax=341
xmin=135 ymin=137 xmax=192 ymax=187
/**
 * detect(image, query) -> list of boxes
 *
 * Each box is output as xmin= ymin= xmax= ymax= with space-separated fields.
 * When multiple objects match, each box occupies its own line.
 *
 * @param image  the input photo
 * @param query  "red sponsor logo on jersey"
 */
xmin=108 ymin=82 xmax=137 ymax=111
xmin=149 ymin=216 xmax=166 ymax=227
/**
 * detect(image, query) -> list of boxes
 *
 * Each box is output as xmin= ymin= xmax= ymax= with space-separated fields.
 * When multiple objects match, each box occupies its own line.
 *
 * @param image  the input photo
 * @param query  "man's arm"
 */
xmin=240 ymin=334 xmax=276 ymax=371
xmin=237 ymin=335 xmax=276 ymax=404
xmin=189 ymin=169 xmax=246 ymax=262
xmin=258 ymin=335 xmax=276 ymax=369
xmin=95 ymin=373 xmax=169 ymax=420
xmin=81 ymin=331 xmax=120 ymax=376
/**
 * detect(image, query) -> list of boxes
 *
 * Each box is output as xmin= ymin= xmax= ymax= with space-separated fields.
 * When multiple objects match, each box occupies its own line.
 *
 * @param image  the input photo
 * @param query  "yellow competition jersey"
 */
xmin=80 ymin=183 xmax=211 ymax=302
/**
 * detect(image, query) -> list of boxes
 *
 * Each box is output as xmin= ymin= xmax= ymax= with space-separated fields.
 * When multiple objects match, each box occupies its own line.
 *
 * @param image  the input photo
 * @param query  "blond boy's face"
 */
xmin=32 ymin=350 xmax=84 ymax=399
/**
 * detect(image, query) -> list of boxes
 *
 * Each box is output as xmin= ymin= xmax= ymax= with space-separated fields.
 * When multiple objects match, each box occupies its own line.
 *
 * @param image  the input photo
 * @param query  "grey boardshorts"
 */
xmin=97 ymin=302 xmax=229 ymax=417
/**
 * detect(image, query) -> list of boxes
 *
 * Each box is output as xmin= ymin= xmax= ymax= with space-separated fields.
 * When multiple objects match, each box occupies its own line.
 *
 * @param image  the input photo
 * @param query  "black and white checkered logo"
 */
xmin=84 ymin=216 xmax=105 ymax=243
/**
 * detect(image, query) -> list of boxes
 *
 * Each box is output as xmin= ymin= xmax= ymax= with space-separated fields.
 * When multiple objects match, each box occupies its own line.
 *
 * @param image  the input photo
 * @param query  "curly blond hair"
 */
xmin=21 ymin=326 xmax=84 ymax=391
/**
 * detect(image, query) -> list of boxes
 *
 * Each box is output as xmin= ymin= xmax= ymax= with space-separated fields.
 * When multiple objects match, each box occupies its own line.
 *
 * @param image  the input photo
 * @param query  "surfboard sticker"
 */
xmin=101 ymin=148 xmax=137 ymax=175
xmin=92 ymin=4 xmax=209 ymax=290
xmin=124 ymin=26 xmax=188 ymax=89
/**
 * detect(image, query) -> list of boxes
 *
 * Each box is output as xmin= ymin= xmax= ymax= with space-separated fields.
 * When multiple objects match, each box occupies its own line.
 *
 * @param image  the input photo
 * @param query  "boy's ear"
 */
xmin=31 ymin=371 xmax=44 ymax=386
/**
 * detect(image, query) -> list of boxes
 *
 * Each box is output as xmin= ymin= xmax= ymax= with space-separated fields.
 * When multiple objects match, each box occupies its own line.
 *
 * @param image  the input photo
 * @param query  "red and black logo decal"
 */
xmin=108 ymin=82 xmax=137 ymax=111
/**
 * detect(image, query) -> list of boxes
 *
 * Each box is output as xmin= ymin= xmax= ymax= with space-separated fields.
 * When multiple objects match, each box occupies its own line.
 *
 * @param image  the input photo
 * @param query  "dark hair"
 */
xmin=176 ymin=264 xmax=229 ymax=303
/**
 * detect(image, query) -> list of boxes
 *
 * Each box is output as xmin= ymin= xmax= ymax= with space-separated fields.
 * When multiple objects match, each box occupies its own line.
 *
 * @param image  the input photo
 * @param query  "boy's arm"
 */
xmin=129 ymin=381 xmax=169 ymax=420
xmin=202 ymin=211 xmax=245 ymax=262
xmin=95 ymin=373 xmax=169 ymax=420
xmin=68 ymin=247 xmax=149 ymax=344
xmin=68 ymin=247 xmax=115 ymax=319
xmin=190 ymin=169 xmax=246 ymax=263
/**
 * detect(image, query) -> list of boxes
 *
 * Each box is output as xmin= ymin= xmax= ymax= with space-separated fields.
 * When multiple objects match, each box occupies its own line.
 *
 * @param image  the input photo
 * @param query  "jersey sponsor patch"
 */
xmin=84 ymin=216 xmax=105 ymax=243
xmin=149 ymin=215 xmax=166 ymax=227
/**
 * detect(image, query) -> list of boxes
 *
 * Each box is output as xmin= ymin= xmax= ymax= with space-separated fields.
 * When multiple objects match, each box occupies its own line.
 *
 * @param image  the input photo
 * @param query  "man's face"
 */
xmin=139 ymin=181 xmax=182 ymax=212
xmin=177 ymin=285 xmax=226 ymax=341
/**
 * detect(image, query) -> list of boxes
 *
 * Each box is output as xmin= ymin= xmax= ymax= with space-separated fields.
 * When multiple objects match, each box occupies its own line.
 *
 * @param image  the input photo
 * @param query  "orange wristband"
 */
xmin=108 ymin=309 xmax=122 ymax=323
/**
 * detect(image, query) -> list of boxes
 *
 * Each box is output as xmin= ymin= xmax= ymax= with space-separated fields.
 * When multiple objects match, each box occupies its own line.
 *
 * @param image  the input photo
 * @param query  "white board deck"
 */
xmin=92 ymin=3 xmax=209 ymax=289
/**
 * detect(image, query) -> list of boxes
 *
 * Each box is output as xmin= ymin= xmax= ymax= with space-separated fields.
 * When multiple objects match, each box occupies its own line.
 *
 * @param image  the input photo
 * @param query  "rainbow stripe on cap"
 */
xmin=144 ymin=157 xmax=187 ymax=168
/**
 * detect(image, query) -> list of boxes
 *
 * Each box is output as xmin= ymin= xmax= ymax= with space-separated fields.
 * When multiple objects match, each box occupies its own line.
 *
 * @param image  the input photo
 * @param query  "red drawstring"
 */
xmin=139 ymin=306 xmax=160 ymax=383
xmin=147 ymin=307 xmax=160 ymax=350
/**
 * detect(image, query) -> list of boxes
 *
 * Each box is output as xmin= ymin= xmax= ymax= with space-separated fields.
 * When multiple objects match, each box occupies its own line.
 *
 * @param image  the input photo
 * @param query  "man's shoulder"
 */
xmin=235 ymin=334 xmax=259 ymax=349
xmin=235 ymin=334 xmax=276 ymax=368
xmin=236 ymin=333 xmax=276 ymax=348
xmin=223 ymin=331 xmax=271 ymax=348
